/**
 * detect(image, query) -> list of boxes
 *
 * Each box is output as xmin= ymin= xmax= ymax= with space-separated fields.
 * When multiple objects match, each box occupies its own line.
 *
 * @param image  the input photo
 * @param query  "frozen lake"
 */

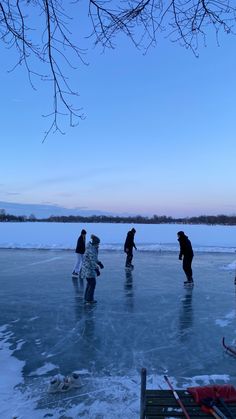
xmin=1 ymin=246 xmax=236 ymax=418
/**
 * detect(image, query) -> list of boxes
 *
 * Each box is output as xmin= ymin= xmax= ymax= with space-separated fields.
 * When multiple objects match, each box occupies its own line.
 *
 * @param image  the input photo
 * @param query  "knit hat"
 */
xmin=177 ymin=231 xmax=185 ymax=236
xmin=81 ymin=229 xmax=86 ymax=234
xmin=91 ymin=234 xmax=100 ymax=245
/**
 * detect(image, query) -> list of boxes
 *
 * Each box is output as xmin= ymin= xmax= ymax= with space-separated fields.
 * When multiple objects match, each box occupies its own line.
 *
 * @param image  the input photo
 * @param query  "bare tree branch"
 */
xmin=88 ymin=0 xmax=236 ymax=52
xmin=0 ymin=0 xmax=235 ymax=139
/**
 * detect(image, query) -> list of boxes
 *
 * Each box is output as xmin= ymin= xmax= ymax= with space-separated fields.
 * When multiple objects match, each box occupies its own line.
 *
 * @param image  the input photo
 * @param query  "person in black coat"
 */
xmin=72 ymin=229 xmax=87 ymax=277
xmin=177 ymin=231 xmax=194 ymax=284
xmin=124 ymin=228 xmax=137 ymax=268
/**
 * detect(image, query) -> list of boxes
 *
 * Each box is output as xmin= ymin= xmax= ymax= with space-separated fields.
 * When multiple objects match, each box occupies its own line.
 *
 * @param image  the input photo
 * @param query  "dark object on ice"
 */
xmin=177 ymin=231 xmax=194 ymax=282
xmin=124 ymin=228 xmax=137 ymax=268
xmin=218 ymin=398 xmax=236 ymax=419
xmin=222 ymin=337 xmax=236 ymax=357
xmin=140 ymin=368 xmax=236 ymax=419
xmin=200 ymin=397 xmax=227 ymax=418
xmin=201 ymin=397 xmax=236 ymax=419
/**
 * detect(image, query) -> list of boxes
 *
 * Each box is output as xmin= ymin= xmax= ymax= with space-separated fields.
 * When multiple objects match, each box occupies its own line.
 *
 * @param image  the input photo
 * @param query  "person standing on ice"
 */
xmin=81 ymin=234 xmax=104 ymax=304
xmin=72 ymin=229 xmax=87 ymax=277
xmin=177 ymin=231 xmax=194 ymax=284
xmin=124 ymin=228 xmax=137 ymax=269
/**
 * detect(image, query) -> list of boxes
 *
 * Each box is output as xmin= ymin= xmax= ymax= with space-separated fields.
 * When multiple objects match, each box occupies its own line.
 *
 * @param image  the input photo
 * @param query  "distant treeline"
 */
xmin=1 ymin=209 xmax=236 ymax=225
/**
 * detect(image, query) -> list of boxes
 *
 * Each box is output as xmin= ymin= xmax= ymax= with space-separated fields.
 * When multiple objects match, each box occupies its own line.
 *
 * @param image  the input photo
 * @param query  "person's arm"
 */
xmin=179 ymin=242 xmax=184 ymax=259
xmin=124 ymin=236 xmax=129 ymax=253
xmin=75 ymin=237 xmax=80 ymax=253
xmin=179 ymin=243 xmax=186 ymax=260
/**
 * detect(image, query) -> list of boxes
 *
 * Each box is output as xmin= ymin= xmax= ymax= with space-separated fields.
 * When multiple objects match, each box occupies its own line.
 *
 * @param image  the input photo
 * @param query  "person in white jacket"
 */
xmin=81 ymin=234 xmax=104 ymax=304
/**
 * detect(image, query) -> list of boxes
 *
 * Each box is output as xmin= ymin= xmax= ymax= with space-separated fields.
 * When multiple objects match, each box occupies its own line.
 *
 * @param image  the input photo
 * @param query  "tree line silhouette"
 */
xmin=0 ymin=209 xmax=236 ymax=225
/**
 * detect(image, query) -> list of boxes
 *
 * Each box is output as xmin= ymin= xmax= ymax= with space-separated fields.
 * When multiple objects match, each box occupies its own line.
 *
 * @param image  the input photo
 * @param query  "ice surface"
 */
xmin=1 ymin=247 xmax=236 ymax=418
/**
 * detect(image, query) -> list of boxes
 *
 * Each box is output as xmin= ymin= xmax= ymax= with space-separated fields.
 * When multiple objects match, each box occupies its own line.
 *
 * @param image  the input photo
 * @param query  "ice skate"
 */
xmin=65 ymin=372 xmax=83 ymax=388
xmin=48 ymin=374 xmax=71 ymax=393
xmin=84 ymin=300 xmax=97 ymax=304
xmin=184 ymin=279 xmax=194 ymax=286
xmin=125 ymin=264 xmax=134 ymax=271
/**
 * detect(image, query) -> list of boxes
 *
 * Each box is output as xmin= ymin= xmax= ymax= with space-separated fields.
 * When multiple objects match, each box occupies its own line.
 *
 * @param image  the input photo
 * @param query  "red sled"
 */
xmin=188 ymin=384 xmax=236 ymax=404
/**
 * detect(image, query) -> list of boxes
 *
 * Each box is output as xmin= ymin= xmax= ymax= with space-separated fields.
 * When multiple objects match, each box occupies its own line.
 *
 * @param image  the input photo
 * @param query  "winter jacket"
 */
xmin=75 ymin=235 xmax=86 ymax=254
xmin=81 ymin=242 xmax=102 ymax=278
xmin=178 ymin=235 xmax=194 ymax=259
xmin=124 ymin=231 xmax=136 ymax=252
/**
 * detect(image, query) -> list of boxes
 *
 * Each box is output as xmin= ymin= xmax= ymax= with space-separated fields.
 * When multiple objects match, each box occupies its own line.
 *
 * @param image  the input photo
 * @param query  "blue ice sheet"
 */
xmin=0 ymin=249 xmax=236 ymax=418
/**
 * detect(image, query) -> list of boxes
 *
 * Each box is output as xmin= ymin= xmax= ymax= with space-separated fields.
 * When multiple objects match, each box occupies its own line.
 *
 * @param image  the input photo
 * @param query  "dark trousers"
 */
xmin=125 ymin=250 xmax=133 ymax=267
xmin=183 ymin=256 xmax=193 ymax=281
xmin=84 ymin=277 xmax=96 ymax=302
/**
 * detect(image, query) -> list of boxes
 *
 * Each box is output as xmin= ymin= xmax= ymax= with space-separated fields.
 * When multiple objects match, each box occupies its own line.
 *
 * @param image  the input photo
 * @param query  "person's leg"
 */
xmin=126 ymin=250 xmax=133 ymax=267
xmin=129 ymin=251 xmax=133 ymax=267
xmin=183 ymin=257 xmax=193 ymax=281
xmin=73 ymin=254 xmax=82 ymax=274
xmin=125 ymin=252 xmax=130 ymax=267
xmin=84 ymin=278 xmax=90 ymax=301
xmin=78 ymin=254 xmax=84 ymax=273
xmin=85 ymin=277 xmax=96 ymax=302
xmin=89 ymin=278 xmax=96 ymax=301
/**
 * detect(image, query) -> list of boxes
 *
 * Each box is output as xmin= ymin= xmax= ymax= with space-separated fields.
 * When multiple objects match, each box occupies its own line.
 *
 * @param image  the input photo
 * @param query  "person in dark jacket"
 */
xmin=72 ymin=229 xmax=87 ymax=277
xmin=177 ymin=231 xmax=194 ymax=284
xmin=81 ymin=234 xmax=104 ymax=304
xmin=124 ymin=228 xmax=137 ymax=268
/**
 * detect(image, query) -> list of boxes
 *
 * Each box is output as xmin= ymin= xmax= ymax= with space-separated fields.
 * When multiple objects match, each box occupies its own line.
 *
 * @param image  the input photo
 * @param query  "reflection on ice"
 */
xmin=179 ymin=287 xmax=194 ymax=342
xmin=124 ymin=270 xmax=134 ymax=311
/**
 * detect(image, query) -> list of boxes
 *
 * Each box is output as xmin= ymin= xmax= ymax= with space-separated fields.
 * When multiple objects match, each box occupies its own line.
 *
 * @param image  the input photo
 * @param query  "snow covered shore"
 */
xmin=0 ymin=222 xmax=236 ymax=252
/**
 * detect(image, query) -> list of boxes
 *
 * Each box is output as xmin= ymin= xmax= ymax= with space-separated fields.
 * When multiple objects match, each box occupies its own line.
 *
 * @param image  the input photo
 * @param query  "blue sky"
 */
xmin=1 ymin=10 xmax=236 ymax=218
